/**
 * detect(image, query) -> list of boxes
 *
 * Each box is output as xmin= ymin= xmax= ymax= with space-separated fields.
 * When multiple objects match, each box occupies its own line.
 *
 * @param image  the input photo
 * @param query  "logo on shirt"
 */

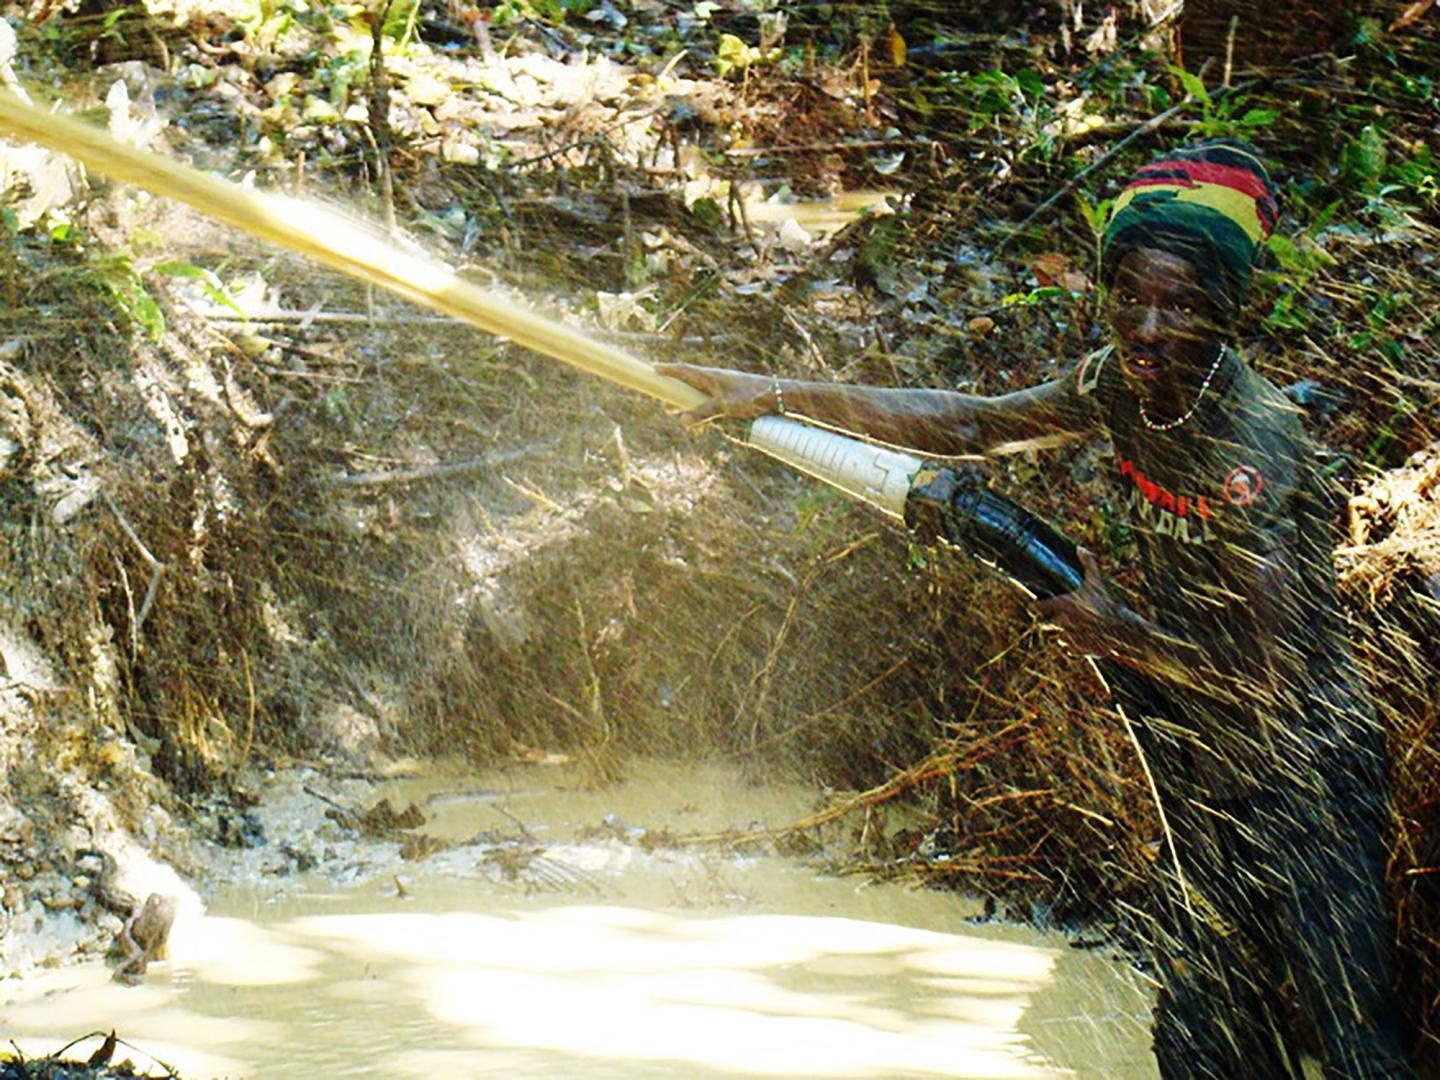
xmin=1116 ymin=452 xmax=1215 ymax=545
xmin=1223 ymin=465 xmax=1263 ymax=506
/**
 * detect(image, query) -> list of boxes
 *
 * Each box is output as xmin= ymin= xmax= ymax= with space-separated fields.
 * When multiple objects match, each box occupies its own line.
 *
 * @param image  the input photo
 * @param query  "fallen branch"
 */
xmin=725 ymin=138 xmax=940 ymax=157
xmin=100 ymin=489 xmax=166 ymax=654
xmin=680 ymin=719 xmax=1029 ymax=847
xmin=324 ymin=444 xmax=547 ymax=487
xmin=847 ymin=853 xmax=1049 ymax=884
xmin=202 ymin=311 xmax=460 ymax=326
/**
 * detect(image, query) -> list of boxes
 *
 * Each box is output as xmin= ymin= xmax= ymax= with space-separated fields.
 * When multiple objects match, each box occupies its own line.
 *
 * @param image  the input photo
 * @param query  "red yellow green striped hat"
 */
xmin=1101 ymin=140 xmax=1278 ymax=319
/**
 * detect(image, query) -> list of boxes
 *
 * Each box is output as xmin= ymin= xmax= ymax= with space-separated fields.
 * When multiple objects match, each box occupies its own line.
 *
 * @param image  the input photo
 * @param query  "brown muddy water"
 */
xmin=1 ymin=761 xmax=1155 ymax=1077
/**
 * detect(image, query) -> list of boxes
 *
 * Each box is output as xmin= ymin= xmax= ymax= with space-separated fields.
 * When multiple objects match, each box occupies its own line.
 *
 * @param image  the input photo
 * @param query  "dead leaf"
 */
xmin=1390 ymin=0 xmax=1435 ymax=31
xmin=885 ymin=24 xmax=906 ymax=67
xmin=1029 ymin=253 xmax=1090 ymax=294
xmin=87 ymin=1031 xmax=118 ymax=1068
xmin=1029 ymin=253 xmax=1070 ymax=286
xmin=513 ymin=743 xmax=572 ymax=765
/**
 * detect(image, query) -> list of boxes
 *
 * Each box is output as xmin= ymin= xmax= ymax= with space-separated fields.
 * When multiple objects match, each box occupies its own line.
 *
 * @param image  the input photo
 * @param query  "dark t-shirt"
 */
xmin=1052 ymin=346 xmax=1362 ymax=794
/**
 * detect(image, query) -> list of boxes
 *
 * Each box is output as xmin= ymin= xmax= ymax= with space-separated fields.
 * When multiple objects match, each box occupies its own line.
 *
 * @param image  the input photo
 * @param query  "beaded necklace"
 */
xmin=1138 ymin=346 xmax=1226 ymax=433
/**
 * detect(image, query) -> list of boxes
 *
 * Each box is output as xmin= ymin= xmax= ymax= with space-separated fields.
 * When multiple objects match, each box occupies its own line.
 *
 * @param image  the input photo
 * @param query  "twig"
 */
xmin=368 ymin=0 xmax=397 ymax=234
xmin=1222 ymin=14 xmax=1239 ymax=88
xmin=753 ymin=654 xmax=911 ymax=749
xmin=324 ymin=444 xmax=546 ymax=487
xmin=489 ymin=802 xmax=539 ymax=843
xmin=1056 ymin=117 xmax=1191 ymax=149
xmin=782 ymin=305 xmax=826 ymax=371
xmin=501 ymin=474 xmax=564 ymax=513
xmin=261 ymin=368 xmax=366 ymax=384
xmin=100 ymin=490 xmax=166 ymax=652
xmin=505 ymin=108 xmax=662 ymax=172
xmin=302 ymin=784 xmax=352 ymax=813
xmin=239 ymin=648 xmax=255 ymax=767
xmin=203 ymin=311 xmax=460 ymax=326
xmin=49 ymin=1030 xmax=180 ymax=1078
xmin=683 ymin=719 xmax=1029 ymax=847
xmin=860 ymin=857 xmax=1048 ymax=884
xmin=742 ymin=565 xmax=816 ymax=751
xmin=728 ymin=182 xmax=763 ymax=260
xmin=724 ymin=138 xmax=939 ymax=157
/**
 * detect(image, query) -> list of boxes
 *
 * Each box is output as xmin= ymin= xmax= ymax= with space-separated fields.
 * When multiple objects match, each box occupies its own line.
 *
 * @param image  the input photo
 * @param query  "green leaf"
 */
xmin=1015 ymin=69 xmax=1046 ymax=100
xmin=688 ymin=197 xmax=724 ymax=232
xmin=153 ymin=260 xmax=247 ymax=319
xmin=715 ymin=33 xmax=760 ymax=77
xmin=1074 ymin=192 xmax=1114 ymax=241
xmin=1168 ymin=64 xmax=1211 ymax=108
xmin=1311 ymin=199 xmax=1344 ymax=233
xmin=1265 ymin=234 xmax=1304 ymax=273
xmin=1238 ymin=108 xmax=1279 ymax=128
xmin=1340 ymin=125 xmax=1387 ymax=188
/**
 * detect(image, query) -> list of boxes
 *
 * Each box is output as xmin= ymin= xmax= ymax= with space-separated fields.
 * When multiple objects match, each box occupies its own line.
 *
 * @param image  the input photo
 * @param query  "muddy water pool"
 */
xmin=2 ymin=761 xmax=1155 ymax=1077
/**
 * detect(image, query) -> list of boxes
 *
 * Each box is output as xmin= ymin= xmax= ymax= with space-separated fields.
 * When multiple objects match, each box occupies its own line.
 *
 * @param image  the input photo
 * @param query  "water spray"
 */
xmin=0 ymin=91 xmax=1083 ymax=600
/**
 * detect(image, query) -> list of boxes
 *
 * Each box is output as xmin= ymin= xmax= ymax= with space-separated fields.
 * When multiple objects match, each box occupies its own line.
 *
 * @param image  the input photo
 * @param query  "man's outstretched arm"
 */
xmin=655 ymin=363 xmax=1098 ymax=458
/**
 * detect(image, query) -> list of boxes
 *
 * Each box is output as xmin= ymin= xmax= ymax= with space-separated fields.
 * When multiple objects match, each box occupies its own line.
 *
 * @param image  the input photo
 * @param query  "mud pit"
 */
xmin=1 ymin=760 xmax=1155 ymax=1078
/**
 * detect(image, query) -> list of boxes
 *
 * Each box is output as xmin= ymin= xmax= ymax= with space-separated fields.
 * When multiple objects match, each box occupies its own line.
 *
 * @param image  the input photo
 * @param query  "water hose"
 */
xmin=0 ymin=91 xmax=1082 ymax=599
xmin=746 ymin=419 xmax=1083 ymax=599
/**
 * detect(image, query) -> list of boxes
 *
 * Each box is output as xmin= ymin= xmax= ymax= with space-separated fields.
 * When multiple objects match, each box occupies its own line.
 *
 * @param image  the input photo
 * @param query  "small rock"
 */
xmin=1282 ymin=378 xmax=1348 ymax=419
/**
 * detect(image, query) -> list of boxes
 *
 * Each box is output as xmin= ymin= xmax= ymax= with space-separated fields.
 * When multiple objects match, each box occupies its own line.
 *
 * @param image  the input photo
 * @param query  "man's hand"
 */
xmin=1030 ymin=547 xmax=1125 ymax=658
xmin=654 ymin=363 xmax=777 ymax=426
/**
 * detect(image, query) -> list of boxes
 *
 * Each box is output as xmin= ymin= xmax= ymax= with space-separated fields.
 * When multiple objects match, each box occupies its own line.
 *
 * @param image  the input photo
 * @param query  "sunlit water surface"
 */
xmin=2 ymin=762 xmax=1155 ymax=1077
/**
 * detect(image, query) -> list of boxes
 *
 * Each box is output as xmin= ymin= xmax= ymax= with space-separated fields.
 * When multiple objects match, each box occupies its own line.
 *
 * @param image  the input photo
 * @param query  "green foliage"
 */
xmin=793 ymin=482 xmax=846 ymax=533
xmin=715 ymin=32 xmax=780 ymax=78
xmin=1167 ymin=65 xmax=1279 ymax=140
xmin=1169 ymin=65 xmax=1211 ymax=110
xmin=1349 ymin=289 xmax=1409 ymax=364
xmin=1341 ymin=125 xmax=1388 ymax=190
xmin=688 ymin=197 xmax=725 ymax=233
xmin=88 ymin=254 xmax=165 ymax=342
xmin=936 ymin=69 xmax=1030 ymax=131
xmin=382 ymin=0 xmax=422 ymax=49
xmin=1259 ymin=225 xmax=1337 ymax=333
xmin=1386 ymin=145 xmax=1440 ymax=203
xmin=320 ymin=49 xmax=369 ymax=111
xmin=1000 ymin=285 xmax=1073 ymax=307
xmin=153 ymin=260 xmax=247 ymax=320
xmin=1073 ymin=192 xmax=1113 ymax=239
xmin=492 ymin=0 xmax=594 ymax=27
xmin=1074 ymin=191 xmax=1115 ymax=270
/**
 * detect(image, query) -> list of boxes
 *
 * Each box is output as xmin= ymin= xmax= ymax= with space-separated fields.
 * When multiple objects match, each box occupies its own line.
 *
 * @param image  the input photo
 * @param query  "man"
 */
xmin=659 ymin=141 xmax=1413 ymax=1076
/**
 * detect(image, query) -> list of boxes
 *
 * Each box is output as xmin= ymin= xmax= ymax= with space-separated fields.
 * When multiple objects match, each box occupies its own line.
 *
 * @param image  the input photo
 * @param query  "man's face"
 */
xmin=1105 ymin=247 xmax=1230 ymax=405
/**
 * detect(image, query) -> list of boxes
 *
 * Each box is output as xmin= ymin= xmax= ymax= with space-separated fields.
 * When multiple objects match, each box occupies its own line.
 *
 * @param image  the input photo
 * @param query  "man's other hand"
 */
xmin=1030 ymin=547 xmax=1123 ymax=657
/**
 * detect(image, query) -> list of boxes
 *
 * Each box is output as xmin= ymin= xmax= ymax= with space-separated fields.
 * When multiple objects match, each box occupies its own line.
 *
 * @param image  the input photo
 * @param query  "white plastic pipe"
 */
xmin=746 ymin=417 xmax=921 ymax=520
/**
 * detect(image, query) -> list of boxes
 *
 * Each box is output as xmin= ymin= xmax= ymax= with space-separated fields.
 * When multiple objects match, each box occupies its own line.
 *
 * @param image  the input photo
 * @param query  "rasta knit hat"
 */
xmin=1100 ymin=140 xmax=1278 ymax=320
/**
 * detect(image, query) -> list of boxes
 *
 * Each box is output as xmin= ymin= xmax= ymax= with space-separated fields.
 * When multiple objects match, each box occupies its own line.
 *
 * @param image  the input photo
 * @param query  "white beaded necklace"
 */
xmin=1138 ymin=346 xmax=1227 ymax=433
